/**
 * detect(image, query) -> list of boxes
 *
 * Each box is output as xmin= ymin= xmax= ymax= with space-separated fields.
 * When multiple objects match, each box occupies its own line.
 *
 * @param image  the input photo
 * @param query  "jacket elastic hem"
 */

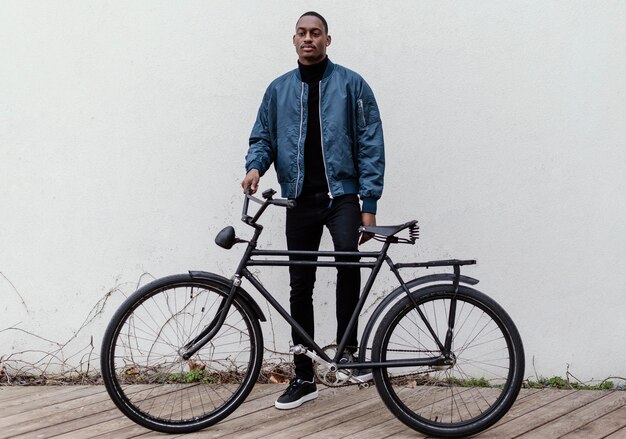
xmin=361 ymin=198 xmax=377 ymax=214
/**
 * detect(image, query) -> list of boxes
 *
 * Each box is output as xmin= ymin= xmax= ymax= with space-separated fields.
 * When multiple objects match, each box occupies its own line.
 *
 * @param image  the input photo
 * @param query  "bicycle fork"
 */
xmin=182 ymin=225 xmax=262 ymax=360
xmin=180 ymin=274 xmax=242 ymax=360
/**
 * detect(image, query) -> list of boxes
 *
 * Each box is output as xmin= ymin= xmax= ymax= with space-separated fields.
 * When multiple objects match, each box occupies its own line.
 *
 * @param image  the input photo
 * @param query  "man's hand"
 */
xmin=359 ymin=212 xmax=376 ymax=245
xmin=241 ymin=169 xmax=260 ymax=194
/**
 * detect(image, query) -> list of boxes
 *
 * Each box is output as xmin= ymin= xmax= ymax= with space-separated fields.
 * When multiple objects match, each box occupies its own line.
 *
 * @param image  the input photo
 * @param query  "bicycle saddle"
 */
xmin=360 ymin=220 xmax=419 ymax=241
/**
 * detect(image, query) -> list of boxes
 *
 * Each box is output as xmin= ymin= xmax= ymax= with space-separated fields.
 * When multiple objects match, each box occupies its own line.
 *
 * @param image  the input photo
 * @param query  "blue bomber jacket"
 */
xmin=246 ymin=58 xmax=385 ymax=214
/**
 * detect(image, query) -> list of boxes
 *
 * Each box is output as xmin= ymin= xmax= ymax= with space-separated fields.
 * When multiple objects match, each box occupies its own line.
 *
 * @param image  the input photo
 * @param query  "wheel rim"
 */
xmin=107 ymin=281 xmax=257 ymax=426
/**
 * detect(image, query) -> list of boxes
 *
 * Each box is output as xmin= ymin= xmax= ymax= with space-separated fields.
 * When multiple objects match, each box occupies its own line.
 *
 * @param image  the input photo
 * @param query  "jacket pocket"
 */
xmin=357 ymin=98 xmax=367 ymax=128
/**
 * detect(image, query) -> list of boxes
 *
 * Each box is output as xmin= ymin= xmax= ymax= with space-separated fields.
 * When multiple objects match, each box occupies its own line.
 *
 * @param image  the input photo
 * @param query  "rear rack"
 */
xmin=395 ymin=259 xmax=477 ymax=269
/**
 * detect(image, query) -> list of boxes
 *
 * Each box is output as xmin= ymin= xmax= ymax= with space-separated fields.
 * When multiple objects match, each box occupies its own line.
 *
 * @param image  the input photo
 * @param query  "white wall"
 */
xmin=1 ymin=1 xmax=625 ymax=382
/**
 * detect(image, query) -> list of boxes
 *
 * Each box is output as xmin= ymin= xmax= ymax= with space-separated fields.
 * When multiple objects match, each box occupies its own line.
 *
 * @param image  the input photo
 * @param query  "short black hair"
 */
xmin=298 ymin=11 xmax=328 ymax=34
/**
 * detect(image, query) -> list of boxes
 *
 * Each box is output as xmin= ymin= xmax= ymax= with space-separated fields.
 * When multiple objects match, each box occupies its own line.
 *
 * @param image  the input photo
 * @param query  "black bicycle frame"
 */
xmin=182 ymin=191 xmax=475 ymax=370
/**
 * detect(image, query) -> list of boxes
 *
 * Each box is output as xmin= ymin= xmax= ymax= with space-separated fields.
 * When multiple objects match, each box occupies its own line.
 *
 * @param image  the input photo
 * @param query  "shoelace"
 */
xmin=285 ymin=378 xmax=310 ymax=393
xmin=287 ymin=379 xmax=300 ymax=391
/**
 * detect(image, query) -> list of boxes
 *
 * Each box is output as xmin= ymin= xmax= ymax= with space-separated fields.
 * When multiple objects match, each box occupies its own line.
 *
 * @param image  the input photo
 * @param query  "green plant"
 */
xmin=203 ymin=375 xmax=217 ymax=384
xmin=463 ymin=377 xmax=491 ymax=388
xmin=184 ymin=368 xmax=205 ymax=383
xmin=166 ymin=373 xmax=184 ymax=382
xmin=443 ymin=376 xmax=491 ymax=388
xmin=523 ymin=376 xmax=615 ymax=390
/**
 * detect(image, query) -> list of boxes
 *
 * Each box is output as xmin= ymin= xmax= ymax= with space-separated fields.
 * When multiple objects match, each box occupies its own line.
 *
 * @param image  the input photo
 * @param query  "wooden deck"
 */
xmin=0 ymin=385 xmax=624 ymax=438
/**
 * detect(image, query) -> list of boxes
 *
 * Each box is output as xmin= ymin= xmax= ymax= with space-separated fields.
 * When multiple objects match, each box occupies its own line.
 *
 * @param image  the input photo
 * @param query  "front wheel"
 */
xmin=372 ymin=284 xmax=524 ymax=438
xmin=100 ymin=274 xmax=264 ymax=433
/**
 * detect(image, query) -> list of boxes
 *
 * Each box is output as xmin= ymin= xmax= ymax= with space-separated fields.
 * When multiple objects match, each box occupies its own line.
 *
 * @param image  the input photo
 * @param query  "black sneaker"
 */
xmin=274 ymin=378 xmax=318 ymax=410
xmin=337 ymin=351 xmax=373 ymax=383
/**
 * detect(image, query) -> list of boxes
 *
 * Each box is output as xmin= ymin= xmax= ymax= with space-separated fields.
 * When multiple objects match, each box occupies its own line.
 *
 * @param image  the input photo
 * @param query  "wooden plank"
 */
xmin=12 ymin=384 xmax=215 ymax=439
xmin=520 ymin=391 xmax=626 ymax=438
xmin=559 ymin=404 xmax=626 ymax=439
xmin=515 ymin=388 xmax=542 ymax=401
xmin=603 ymin=426 xmax=626 ymax=439
xmin=0 ymin=386 xmax=623 ymax=439
xmin=342 ymin=415 xmax=413 ymax=439
xmin=190 ymin=385 xmax=321 ymax=438
xmin=471 ymin=387 xmax=575 ymax=438
xmin=0 ymin=386 xmax=47 ymax=402
xmin=207 ymin=386 xmax=345 ymax=439
xmin=317 ymin=387 xmax=497 ymax=439
xmin=257 ymin=389 xmax=386 ymax=438
xmin=301 ymin=410 xmax=394 ymax=439
xmin=183 ymin=387 xmax=539 ymax=439
xmin=0 ymin=386 xmax=120 ymax=427
xmin=479 ymin=390 xmax=606 ymax=438
xmin=343 ymin=392 xmax=546 ymax=439
xmin=87 ymin=384 xmax=291 ymax=439
xmin=7 ymin=403 xmax=122 ymax=438
xmin=216 ymin=386 xmax=381 ymax=439
xmin=338 ymin=387 xmax=537 ymax=439
xmin=497 ymin=388 xmax=575 ymax=420
xmin=0 ymin=386 xmax=105 ymax=417
xmin=0 ymin=386 xmax=164 ymax=438
xmin=398 ymin=386 xmax=504 ymax=424
xmin=341 ymin=390 xmax=569 ymax=439
xmin=50 ymin=414 xmax=133 ymax=439
xmin=165 ymin=384 xmax=324 ymax=438
xmin=40 ymin=385 xmax=280 ymax=438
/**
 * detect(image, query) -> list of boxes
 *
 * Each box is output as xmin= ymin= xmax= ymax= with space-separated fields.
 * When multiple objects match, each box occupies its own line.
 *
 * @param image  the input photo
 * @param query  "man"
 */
xmin=241 ymin=11 xmax=384 ymax=410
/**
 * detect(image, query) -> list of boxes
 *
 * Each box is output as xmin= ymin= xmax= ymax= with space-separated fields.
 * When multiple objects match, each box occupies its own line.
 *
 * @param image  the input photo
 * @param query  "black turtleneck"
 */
xmin=298 ymin=57 xmax=329 ymax=197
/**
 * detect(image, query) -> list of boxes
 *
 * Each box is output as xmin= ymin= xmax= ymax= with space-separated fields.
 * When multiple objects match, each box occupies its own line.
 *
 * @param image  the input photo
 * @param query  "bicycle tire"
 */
xmin=372 ymin=284 xmax=524 ymax=438
xmin=101 ymin=274 xmax=263 ymax=433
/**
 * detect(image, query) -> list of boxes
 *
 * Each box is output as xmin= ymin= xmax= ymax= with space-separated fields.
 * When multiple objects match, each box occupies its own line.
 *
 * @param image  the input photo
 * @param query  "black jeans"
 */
xmin=286 ymin=193 xmax=361 ymax=381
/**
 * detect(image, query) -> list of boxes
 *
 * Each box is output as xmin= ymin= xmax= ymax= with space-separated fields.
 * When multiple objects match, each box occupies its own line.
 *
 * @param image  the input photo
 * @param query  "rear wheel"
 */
xmin=372 ymin=284 xmax=524 ymax=438
xmin=101 ymin=274 xmax=263 ymax=433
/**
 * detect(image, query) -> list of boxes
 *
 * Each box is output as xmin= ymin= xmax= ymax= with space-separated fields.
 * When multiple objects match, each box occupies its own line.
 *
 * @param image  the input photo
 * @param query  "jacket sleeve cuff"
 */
xmin=361 ymin=198 xmax=378 ymax=215
xmin=246 ymin=161 xmax=264 ymax=175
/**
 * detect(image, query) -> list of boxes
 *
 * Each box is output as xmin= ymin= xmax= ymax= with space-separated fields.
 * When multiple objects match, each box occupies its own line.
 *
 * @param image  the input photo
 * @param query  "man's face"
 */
xmin=293 ymin=15 xmax=331 ymax=65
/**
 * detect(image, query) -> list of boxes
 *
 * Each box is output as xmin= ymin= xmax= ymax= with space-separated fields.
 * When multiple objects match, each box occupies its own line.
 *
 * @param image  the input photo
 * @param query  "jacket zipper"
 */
xmin=295 ymin=82 xmax=305 ymax=195
xmin=319 ymin=80 xmax=333 ymax=199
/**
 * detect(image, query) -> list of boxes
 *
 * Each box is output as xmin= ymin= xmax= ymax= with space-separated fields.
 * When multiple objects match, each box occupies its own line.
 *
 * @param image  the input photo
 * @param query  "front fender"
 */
xmin=358 ymin=273 xmax=479 ymax=361
xmin=189 ymin=271 xmax=266 ymax=322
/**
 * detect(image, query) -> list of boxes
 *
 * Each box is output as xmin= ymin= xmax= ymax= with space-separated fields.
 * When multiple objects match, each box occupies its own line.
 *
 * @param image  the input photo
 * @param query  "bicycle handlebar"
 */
xmin=242 ymin=188 xmax=295 ymax=226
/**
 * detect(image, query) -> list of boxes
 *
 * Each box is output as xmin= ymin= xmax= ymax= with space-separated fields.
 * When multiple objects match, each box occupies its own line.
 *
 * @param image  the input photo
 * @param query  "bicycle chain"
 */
xmin=315 ymin=344 xmax=440 ymax=388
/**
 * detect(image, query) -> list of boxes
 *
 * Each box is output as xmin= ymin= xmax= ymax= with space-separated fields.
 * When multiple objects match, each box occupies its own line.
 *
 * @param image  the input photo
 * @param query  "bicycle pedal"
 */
xmin=337 ymin=369 xmax=374 ymax=384
xmin=289 ymin=344 xmax=307 ymax=355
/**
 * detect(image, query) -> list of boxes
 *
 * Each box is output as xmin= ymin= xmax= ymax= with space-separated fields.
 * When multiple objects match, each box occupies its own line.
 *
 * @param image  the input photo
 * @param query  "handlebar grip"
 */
xmin=242 ymin=188 xmax=252 ymax=219
xmin=271 ymin=198 xmax=297 ymax=209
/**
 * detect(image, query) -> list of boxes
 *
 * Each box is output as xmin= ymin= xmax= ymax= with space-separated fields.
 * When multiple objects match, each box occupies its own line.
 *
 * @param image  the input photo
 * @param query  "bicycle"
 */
xmin=101 ymin=188 xmax=524 ymax=438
